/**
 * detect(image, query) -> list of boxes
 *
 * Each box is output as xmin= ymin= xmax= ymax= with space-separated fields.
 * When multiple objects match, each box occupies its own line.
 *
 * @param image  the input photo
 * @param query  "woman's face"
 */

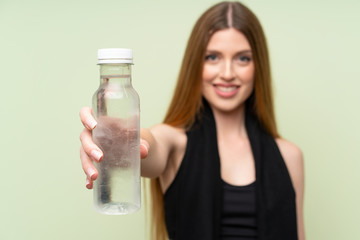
xmin=202 ymin=28 xmax=255 ymax=114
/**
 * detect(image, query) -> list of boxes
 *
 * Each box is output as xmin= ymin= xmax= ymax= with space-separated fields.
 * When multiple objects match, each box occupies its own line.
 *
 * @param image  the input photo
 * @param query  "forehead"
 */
xmin=206 ymin=28 xmax=251 ymax=51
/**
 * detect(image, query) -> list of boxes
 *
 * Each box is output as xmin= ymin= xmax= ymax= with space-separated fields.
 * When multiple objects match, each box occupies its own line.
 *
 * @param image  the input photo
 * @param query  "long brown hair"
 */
xmin=150 ymin=2 xmax=279 ymax=239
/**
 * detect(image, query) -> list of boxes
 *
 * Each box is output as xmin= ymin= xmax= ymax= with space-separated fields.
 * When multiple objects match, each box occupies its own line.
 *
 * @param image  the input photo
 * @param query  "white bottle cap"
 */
xmin=97 ymin=48 xmax=133 ymax=64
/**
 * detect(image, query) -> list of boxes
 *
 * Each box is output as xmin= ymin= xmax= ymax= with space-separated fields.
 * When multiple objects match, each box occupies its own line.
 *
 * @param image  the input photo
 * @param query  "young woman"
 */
xmin=79 ymin=2 xmax=304 ymax=240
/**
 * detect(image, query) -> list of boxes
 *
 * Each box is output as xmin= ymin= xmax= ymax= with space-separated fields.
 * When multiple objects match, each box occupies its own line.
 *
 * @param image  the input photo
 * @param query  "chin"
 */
xmin=206 ymin=97 xmax=245 ymax=114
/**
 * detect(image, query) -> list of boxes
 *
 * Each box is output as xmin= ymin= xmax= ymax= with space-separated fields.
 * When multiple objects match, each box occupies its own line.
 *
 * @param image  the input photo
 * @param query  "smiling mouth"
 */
xmin=215 ymin=86 xmax=239 ymax=92
xmin=214 ymin=84 xmax=240 ymax=92
xmin=212 ymin=84 xmax=240 ymax=98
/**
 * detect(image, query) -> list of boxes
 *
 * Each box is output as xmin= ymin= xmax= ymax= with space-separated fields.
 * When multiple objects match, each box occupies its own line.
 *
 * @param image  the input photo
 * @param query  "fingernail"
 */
xmin=87 ymin=168 xmax=96 ymax=180
xmin=141 ymin=143 xmax=148 ymax=152
xmin=86 ymin=178 xmax=91 ymax=188
xmin=86 ymin=118 xmax=97 ymax=129
xmin=91 ymin=150 xmax=103 ymax=161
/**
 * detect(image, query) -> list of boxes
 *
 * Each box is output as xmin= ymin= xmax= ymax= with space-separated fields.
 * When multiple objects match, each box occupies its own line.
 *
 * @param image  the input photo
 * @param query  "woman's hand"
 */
xmin=79 ymin=107 xmax=103 ymax=189
xmin=79 ymin=107 xmax=150 ymax=189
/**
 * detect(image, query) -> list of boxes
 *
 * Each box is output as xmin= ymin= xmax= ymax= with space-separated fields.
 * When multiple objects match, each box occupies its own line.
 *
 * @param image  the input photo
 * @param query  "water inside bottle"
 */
xmin=93 ymin=115 xmax=140 ymax=215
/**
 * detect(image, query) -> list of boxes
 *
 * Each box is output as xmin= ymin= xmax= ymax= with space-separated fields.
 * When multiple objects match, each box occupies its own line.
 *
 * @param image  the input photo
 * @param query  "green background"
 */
xmin=1 ymin=0 xmax=359 ymax=239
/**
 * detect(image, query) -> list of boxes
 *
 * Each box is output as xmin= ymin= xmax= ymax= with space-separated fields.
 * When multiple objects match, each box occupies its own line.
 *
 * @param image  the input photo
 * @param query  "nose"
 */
xmin=220 ymin=60 xmax=235 ymax=81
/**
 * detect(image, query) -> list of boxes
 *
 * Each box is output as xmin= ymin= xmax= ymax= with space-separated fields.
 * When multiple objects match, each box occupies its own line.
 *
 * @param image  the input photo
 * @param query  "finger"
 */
xmin=86 ymin=176 xmax=93 ymax=189
xmin=80 ymin=146 xmax=98 ymax=181
xmin=140 ymin=139 xmax=149 ymax=159
xmin=80 ymin=129 xmax=103 ymax=162
xmin=79 ymin=106 xmax=97 ymax=130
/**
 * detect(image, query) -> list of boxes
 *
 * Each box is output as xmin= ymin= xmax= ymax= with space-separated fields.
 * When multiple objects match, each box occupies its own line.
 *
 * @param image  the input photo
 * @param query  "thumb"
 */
xmin=140 ymin=139 xmax=149 ymax=159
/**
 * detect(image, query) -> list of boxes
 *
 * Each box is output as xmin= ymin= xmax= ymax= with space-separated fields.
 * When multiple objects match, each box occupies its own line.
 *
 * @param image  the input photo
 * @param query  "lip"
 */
xmin=213 ymin=83 xmax=240 ymax=98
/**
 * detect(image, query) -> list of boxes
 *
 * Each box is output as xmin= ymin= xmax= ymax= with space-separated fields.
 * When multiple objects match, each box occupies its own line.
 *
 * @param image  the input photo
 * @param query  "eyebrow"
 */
xmin=205 ymin=49 xmax=252 ymax=55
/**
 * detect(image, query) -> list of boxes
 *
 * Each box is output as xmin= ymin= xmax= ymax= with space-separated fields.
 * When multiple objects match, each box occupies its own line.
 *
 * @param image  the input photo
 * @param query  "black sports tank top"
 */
xmin=221 ymin=180 xmax=257 ymax=240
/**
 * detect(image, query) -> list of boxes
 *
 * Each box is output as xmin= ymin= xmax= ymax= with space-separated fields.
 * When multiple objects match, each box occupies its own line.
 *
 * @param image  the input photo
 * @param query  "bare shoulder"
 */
xmin=275 ymin=138 xmax=304 ymax=191
xmin=150 ymin=123 xmax=186 ymax=139
xmin=275 ymin=138 xmax=305 ymax=240
xmin=150 ymin=123 xmax=185 ymax=135
xmin=150 ymin=123 xmax=187 ymax=149
xmin=275 ymin=138 xmax=303 ymax=166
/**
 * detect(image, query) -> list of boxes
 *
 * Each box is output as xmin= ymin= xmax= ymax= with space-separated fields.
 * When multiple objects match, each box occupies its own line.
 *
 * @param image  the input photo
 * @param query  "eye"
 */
xmin=238 ymin=55 xmax=251 ymax=62
xmin=236 ymin=54 xmax=252 ymax=65
xmin=205 ymin=54 xmax=218 ymax=62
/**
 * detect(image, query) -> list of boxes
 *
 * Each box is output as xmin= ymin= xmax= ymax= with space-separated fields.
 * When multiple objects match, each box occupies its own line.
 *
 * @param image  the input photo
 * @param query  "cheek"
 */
xmin=235 ymin=65 xmax=255 ymax=84
xmin=202 ymin=64 xmax=218 ymax=82
xmin=243 ymin=67 xmax=255 ymax=95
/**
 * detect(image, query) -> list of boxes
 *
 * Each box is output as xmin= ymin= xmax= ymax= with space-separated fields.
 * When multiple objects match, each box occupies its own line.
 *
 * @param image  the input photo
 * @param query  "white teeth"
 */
xmin=216 ymin=86 xmax=237 ymax=92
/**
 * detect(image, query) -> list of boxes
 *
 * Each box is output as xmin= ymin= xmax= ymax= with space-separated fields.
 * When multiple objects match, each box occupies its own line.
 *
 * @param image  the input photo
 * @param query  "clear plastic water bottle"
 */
xmin=92 ymin=48 xmax=140 ymax=215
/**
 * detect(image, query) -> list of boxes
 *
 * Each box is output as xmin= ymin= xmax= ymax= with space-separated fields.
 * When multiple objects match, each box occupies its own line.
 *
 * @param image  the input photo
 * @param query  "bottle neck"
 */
xmin=99 ymin=64 xmax=132 ymax=86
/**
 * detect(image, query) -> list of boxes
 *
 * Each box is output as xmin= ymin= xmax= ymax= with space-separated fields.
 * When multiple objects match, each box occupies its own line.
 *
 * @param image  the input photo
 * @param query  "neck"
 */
xmin=211 ymin=104 xmax=247 ymax=139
